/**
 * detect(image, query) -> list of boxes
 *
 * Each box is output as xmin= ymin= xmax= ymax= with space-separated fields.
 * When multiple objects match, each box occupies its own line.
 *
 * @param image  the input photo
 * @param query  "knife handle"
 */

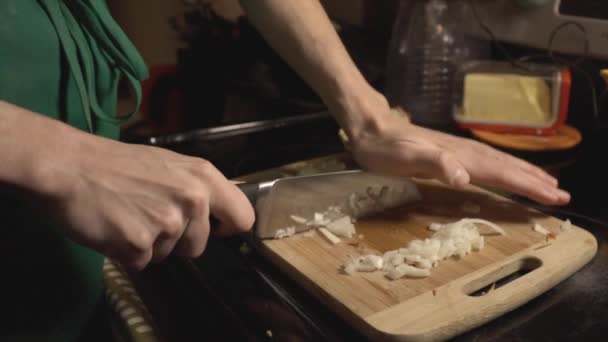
xmin=209 ymin=182 xmax=259 ymax=229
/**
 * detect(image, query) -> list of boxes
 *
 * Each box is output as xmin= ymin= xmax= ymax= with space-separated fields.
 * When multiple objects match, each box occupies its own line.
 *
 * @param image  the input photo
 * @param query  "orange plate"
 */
xmin=471 ymin=124 xmax=582 ymax=151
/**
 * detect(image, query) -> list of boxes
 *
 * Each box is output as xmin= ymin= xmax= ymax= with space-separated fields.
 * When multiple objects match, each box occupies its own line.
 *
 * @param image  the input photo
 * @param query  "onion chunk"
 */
xmin=274 ymin=226 xmax=296 ymax=239
xmin=533 ymin=223 xmax=550 ymax=236
xmin=344 ymin=255 xmax=384 ymax=274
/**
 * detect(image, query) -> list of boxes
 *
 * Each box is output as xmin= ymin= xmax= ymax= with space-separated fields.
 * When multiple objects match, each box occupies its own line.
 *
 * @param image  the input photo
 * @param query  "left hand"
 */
xmin=237 ymin=0 xmax=567 ymax=206
xmin=345 ymin=102 xmax=569 ymax=206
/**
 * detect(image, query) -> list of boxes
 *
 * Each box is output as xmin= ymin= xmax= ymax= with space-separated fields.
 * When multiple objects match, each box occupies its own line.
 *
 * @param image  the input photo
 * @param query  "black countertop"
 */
xmin=131 ymin=122 xmax=608 ymax=342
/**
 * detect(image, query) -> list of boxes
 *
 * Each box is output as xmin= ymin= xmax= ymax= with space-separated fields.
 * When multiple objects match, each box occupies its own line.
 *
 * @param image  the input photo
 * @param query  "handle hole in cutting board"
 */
xmin=464 ymin=257 xmax=542 ymax=297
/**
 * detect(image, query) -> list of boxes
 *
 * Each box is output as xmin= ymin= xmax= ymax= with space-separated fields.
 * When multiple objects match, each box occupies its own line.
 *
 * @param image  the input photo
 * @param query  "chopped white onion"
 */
xmin=386 ymin=264 xmax=431 ymax=280
xmin=325 ymin=216 xmax=356 ymax=238
xmin=274 ymin=226 xmax=296 ymax=239
xmin=344 ymin=218 xmax=505 ymax=280
xmin=533 ymin=223 xmax=550 ymax=236
xmin=290 ymin=215 xmax=308 ymax=224
xmin=560 ymin=219 xmax=572 ymax=231
xmin=318 ymin=227 xmax=342 ymax=245
xmin=307 ymin=212 xmax=330 ymax=227
xmin=344 ymin=255 xmax=383 ymax=274
xmin=459 ymin=218 xmax=506 ymax=236
xmin=414 ymin=258 xmax=433 ymax=270
xmin=283 ymin=180 xmax=421 ymax=242
xmin=428 ymin=222 xmax=443 ymax=231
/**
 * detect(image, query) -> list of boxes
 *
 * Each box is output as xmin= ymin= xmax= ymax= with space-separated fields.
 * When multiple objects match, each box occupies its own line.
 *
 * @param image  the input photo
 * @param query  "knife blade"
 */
xmin=234 ymin=170 xmax=421 ymax=239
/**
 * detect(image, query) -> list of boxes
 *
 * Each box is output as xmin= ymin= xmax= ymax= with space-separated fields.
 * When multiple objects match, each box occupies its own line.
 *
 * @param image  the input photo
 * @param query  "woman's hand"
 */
xmin=49 ymin=139 xmax=255 ymax=270
xmin=0 ymin=101 xmax=254 ymax=270
xmin=236 ymin=0 xmax=568 ymax=206
xmin=346 ymin=100 xmax=569 ymax=206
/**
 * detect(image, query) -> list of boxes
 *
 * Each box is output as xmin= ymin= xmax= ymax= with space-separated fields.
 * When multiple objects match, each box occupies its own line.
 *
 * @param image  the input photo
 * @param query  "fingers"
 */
xmin=435 ymin=129 xmax=559 ymax=189
xmin=406 ymin=146 xmax=471 ymax=188
xmin=151 ymin=222 xmax=185 ymax=263
xmin=121 ymin=198 xmax=212 ymax=268
xmin=118 ymin=229 xmax=155 ymax=271
xmin=490 ymin=147 xmax=558 ymax=187
xmin=171 ymin=161 xmax=253 ymax=256
xmin=210 ymin=184 xmax=256 ymax=237
xmin=472 ymin=164 xmax=569 ymax=205
xmin=114 ymin=160 xmax=252 ymax=268
xmin=438 ymin=133 xmax=567 ymax=204
xmin=207 ymin=176 xmax=255 ymax=237
xmin=174 ymin=207 xmax=211 ymax=258
xmin=469 ymin=144 xmax=569 ymax=205
xmin=151 ymin=162 xmax=254 ymax=262
xmin=355 ymin=119 xmax=568 ymax=206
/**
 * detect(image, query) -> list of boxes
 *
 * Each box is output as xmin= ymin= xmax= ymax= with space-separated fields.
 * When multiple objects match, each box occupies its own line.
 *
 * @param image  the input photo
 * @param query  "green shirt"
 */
xmin=0 ymin=1 xmax=147 ymax=340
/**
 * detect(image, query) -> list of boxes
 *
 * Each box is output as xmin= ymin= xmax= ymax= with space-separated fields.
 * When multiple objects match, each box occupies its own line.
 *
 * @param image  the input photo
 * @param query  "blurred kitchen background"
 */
xmin=106 ymin=0 xmax=608 ymax=216
xmin=107 ymin=0 xmax=401 ymax=182
xmin=100 ymin=1 xmax=608 ymax=341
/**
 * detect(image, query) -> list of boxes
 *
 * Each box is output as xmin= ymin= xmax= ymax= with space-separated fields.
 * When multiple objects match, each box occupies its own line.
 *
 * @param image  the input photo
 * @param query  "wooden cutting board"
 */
xmin=257 ymin=179 xmax=597 ymax=341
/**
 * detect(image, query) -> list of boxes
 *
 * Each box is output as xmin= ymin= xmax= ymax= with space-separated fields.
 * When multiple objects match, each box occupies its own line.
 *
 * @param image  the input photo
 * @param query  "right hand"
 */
xmin=42 ymin=134 xmax=255 ymax=270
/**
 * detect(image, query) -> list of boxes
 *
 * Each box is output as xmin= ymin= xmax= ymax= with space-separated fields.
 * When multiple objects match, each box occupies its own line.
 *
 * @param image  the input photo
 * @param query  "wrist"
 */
xmin=327 ymin=81 xmax=390 ymax=139
xmin=32 ymin=122 xmax=91 ymax=199
xmin=0 ymin=102 xmax=49 ymax=194
xmin=0 ymin=102 xmax=92 ymax=199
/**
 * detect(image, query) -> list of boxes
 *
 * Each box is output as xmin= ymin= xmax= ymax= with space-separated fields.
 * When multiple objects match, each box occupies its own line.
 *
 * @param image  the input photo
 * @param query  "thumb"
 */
xmin=414 ymin=147 xmax=470 ymax=188
xmin=437 ymin=151 xmax=470 ymax=188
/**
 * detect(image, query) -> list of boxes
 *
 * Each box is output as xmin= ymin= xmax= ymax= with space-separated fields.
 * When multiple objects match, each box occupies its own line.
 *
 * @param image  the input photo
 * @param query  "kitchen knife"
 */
xmin=231 ymin=170 xmax=421 ymax=239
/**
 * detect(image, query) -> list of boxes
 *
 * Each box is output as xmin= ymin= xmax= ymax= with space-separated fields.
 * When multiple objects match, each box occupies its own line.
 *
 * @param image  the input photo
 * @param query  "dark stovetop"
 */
xmin=130 ymin=124 xmax=608 ymax=342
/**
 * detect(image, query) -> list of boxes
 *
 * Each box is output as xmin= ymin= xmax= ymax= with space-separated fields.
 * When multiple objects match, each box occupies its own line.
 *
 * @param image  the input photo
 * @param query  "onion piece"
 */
xmin=533 ymin=223 xmax=550 ymax=236
xmin=306 ymin=212 xmax=330 ymax=227
xmin=325 ymin=216 xmax=356 ymax=238
xmin=386 ymin=264 xmax=430 ymax=280
xmin=560 ymin=219 xmax=572 ymax=231
xmin=344 ymin=255 xmax=383 ymax=274
xmin=290 ymin=215 xmax=308 ymax=224
xmin=318 ymin=227 xmax=341 ymax=245
xmin=462 ymin=218 xmax=506 ymax=236
xmin=428 ymin=222 xmax=443 ymax=231
xmin=274 ymin=226 xmax=296 ymax=239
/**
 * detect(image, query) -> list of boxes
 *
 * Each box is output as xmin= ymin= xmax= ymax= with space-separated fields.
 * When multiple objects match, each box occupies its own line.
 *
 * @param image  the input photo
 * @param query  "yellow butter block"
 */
xmin=462 ymin=73 xmax=552 ymax=125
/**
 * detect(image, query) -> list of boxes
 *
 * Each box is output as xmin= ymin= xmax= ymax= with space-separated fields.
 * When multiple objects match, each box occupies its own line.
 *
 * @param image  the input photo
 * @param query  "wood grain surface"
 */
xmin=257 ymin=179 xmax=597 ymax=341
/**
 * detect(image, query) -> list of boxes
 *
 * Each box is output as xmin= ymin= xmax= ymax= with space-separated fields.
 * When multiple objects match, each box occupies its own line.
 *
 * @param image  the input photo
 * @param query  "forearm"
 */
xmin=0 ymin=101 xmax=82 ymax=195
xmin=239 ymin=0 xmax=387 ymax=137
